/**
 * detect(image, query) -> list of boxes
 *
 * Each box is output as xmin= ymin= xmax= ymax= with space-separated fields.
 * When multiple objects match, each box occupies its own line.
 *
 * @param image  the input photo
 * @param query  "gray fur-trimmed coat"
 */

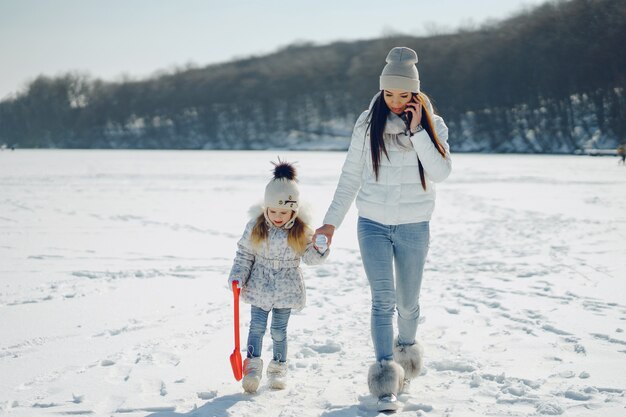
xmin=228 ymin=205 xmax=329 ymax=311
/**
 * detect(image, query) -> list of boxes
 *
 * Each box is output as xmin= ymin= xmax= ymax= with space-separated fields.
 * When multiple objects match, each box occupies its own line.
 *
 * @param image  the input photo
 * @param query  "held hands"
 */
xmin=314 ymin=234 xmax=328 ymax=254
xmin=313 ymin=224 xmax=335 ymax=251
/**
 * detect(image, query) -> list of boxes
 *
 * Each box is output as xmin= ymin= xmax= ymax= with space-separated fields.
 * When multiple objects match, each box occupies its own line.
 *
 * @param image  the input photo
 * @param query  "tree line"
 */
xmin=0 ymin=0 xmax=624 ymax=151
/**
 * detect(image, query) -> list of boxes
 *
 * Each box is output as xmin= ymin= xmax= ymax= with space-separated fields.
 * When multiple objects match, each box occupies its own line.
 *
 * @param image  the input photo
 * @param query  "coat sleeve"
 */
xmin=322 ymin=111 xmax=369 ymax=228
xmin=301 ymin=241 xmax=330 ymax=266
xmin=409 ymin=112 xmax=452 ymax=183
xmin=228 ymin=220 xmax=256 ymax=286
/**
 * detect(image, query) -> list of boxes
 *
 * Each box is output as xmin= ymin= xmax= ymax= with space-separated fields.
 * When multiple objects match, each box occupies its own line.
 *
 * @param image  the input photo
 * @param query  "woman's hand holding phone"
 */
xmin=404 ymin=94 xmax=423 ymax=131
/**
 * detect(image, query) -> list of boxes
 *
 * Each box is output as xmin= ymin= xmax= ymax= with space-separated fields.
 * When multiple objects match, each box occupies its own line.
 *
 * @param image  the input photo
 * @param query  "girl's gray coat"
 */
xmin=228 ymin=205 xmax=328 ymax=311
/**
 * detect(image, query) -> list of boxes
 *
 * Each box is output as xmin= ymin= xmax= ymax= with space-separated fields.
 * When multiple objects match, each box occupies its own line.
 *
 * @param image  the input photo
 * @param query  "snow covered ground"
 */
xmin=1 ymin=150 xmax=625 ymax=417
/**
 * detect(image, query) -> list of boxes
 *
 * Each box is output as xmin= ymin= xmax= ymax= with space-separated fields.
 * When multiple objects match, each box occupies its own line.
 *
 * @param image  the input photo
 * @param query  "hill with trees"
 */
xmin=0 ymin=0 xmax=624 ymax=152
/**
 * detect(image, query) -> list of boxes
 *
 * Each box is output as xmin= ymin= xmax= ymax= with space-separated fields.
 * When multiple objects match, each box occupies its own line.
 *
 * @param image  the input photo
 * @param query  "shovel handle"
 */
xmin=232 ymin=282 xmax=240 ymax=349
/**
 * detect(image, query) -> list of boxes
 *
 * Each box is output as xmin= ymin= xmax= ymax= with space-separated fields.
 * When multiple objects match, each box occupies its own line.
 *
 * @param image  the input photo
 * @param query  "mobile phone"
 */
xmin=400 ymin=94 xmax=418 ymax=130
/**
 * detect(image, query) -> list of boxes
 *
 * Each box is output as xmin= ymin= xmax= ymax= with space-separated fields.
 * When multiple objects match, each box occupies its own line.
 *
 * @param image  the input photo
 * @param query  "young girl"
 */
xmin=228 ymin=160 xmax=329 ymax=393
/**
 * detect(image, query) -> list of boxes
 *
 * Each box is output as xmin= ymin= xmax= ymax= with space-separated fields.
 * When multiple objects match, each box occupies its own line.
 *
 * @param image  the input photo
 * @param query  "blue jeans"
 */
xmin=357 ymin=216 xmax=430 ymax=362
xmin=246 ymin=305 xmax=292 ymax=362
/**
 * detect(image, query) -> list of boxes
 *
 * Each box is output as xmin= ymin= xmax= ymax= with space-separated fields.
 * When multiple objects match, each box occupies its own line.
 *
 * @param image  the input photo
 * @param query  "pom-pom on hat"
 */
xmin=264 ymin=159 xmax=300 ymax=227
xmin=379 ymin=47 xmax=420 ymax=93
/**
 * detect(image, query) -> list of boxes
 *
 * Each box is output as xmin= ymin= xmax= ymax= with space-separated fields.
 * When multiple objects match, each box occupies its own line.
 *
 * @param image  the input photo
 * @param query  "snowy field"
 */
xmin=1 ymin=150 xmax=625 ymax=417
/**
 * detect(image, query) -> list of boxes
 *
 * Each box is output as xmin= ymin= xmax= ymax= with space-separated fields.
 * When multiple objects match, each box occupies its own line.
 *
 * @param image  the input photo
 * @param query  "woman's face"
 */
xmin=267 ymin=207 xmax=294 ymax=227
xmin=383 ymin=89 xmax=412 ymax=115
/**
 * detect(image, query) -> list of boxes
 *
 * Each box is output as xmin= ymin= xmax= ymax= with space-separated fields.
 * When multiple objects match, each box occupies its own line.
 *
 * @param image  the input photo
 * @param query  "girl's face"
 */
xmin=383 ymin=89 xmax=413 ymax=115
xmin=267 ymin=207 xmax=294 ymax=227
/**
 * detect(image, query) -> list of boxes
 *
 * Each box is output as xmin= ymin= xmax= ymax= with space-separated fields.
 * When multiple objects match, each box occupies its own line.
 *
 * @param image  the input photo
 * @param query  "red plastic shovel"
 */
xmin=229 ymin=282 xmax=243 ymax=381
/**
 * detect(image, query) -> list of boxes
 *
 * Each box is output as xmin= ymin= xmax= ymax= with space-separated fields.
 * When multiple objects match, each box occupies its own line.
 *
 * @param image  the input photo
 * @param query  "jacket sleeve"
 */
xmin=322 ymin=111 xmax=369 ymax=228
xmin=228 ymin=220 xmax=256 ymax=286
xmin=301 ymin=239 xmax=330 ymax=266
xmin=409 ymin=106 xmax=452 ymax=183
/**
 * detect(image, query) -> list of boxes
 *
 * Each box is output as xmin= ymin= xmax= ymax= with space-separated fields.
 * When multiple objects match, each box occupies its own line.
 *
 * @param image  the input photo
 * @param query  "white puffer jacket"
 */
xmin=229 ymin=205 xmax=329 ymax=311
xmin=323 ymin=92 xmax=452 ymax=227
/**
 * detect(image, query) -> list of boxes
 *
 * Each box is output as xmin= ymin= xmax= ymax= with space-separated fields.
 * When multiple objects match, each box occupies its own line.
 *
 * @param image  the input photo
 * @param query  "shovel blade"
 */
xmin=230 ymin=349 xmax=243 ymax=381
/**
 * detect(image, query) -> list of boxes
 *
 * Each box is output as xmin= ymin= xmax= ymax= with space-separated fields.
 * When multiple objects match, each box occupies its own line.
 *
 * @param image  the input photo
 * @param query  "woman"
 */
xmin=314 ymin=46 xmax=451 ymax=411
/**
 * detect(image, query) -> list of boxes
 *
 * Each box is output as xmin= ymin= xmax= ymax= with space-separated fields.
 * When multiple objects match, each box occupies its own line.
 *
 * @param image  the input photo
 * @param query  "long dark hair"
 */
xmin=367 ymin=91 xmax=447 ymax=190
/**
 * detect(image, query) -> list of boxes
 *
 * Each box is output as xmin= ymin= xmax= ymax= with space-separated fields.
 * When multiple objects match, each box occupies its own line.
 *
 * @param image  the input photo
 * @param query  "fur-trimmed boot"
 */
xmin=393 ymin=338 xmax=423 ymax=393
xmin=266 ymin=360 xmax=288 ymax=390
xmin=368 ymin=360 xmax=405 ymax=412
xmin=242 ymin=357 xmax=263 ymax=393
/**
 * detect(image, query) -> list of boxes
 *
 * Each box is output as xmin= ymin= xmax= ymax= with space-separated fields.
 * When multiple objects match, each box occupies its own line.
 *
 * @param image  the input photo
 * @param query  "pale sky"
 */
xmin=0 ymin=0 xmax=547 ymax=99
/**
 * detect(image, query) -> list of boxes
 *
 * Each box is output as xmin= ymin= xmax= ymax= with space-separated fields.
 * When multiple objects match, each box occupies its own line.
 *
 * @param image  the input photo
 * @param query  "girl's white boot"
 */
xmin=266 ymin=360 xmax=288 ymax=389
xmin=242 ymin=357 xmax=263 ymax=393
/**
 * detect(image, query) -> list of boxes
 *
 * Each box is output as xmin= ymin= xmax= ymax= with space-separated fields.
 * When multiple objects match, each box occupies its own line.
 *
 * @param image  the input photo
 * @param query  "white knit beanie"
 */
xmin=379 ymin=47 xmax=420 ymax=93
xmin=264 ymin=160 xmax=299 ymax=228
